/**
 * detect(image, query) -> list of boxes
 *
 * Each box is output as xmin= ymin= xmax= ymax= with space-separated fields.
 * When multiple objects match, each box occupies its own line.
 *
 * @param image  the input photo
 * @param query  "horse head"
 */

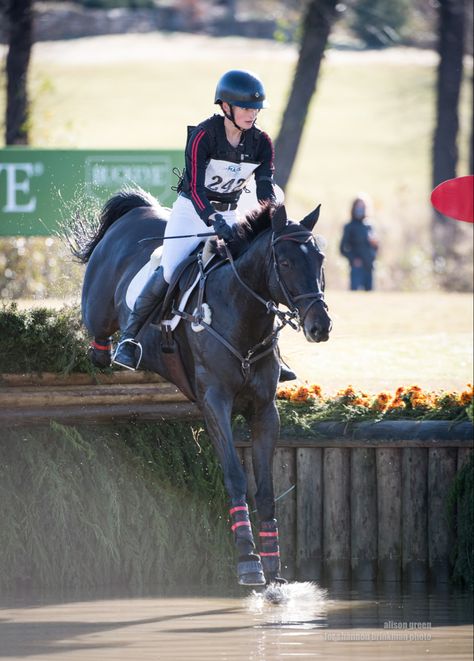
xmin=269 ymin=205 xmax=332 ymax=343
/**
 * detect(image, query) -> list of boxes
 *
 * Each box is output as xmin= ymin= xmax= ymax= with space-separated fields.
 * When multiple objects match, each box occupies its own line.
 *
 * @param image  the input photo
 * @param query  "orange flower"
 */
xmin=460 ymin=384 xmax=473 ymax=406
xmin=407 ymin=385 xmax=423 ymax=395
xmin=309 ymin=384 xmax=323 ymax=398
xmin=354 ymin=397 xmax=372 ymax=408
xmin=372 ymin=391 xmax=392 ymax=412
xmin=411 ymin=394 xmax=432 ymax=409
xmin=389 ymin=398 xmax=406 ymax=410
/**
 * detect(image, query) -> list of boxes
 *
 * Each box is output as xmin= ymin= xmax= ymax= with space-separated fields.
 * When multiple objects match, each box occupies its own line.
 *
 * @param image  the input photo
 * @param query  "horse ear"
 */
xmin=272 ymin=205 xmax=287 ymax=233
xmin=301 ymin=204 xmax=321 ymax=231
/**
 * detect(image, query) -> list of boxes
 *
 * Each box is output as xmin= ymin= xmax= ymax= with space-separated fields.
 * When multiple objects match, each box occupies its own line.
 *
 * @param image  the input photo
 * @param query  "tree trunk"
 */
xmin=432 ymin=0 xmax=465 ymax=188
xmin=431 ymin=0 xmax=467 ymax=289
xmin=274 ymin=0 xmax=339 ymax=190
xmin=5 ymin=0 xmax=33 ymax=145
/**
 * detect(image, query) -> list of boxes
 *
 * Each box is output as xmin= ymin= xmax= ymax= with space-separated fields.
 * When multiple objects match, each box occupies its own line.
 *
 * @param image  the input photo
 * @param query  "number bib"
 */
xmin=205 ymin=159 xmax=259 ymax=196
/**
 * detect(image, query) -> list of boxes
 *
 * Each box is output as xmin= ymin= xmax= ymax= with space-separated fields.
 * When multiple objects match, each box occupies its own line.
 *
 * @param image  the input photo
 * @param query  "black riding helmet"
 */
xmin=214 ymin=69 xmax=268 ymax=109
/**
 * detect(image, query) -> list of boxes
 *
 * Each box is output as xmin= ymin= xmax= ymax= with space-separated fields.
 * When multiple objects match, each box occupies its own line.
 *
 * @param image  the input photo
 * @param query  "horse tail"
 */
xmin=73 ymin=186 xmax=160 ymax=263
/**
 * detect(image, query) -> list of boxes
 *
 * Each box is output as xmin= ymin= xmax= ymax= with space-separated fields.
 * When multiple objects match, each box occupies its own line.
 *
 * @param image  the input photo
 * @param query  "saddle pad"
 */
xmin=126 ymin=246 xmax=163 ymax=310
xmin=126 ymin=241 xmax=217 ymax=332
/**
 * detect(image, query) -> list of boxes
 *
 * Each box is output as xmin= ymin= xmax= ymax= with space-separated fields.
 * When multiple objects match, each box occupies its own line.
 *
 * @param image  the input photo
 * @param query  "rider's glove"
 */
xmin=212 ymin=214 xmax=233 ymax=242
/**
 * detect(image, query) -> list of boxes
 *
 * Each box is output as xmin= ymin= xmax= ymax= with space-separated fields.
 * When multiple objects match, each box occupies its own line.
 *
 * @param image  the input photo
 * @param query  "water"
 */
xmin=0 ymin=583 xmax=472 ymax=660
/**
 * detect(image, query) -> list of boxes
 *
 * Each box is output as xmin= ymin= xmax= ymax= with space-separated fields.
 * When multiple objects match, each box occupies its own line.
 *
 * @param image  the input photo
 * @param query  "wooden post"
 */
xmin=351 ymin=448 xmax=377 ymax=582
xmin=457 ymin=447 xmax=473 ymax=472
xmin=376 ymin=448 xmax=402 ymax=582
xmin=428 ymin=448 xmax=457 ymax=584
xmin=273 ymin=447 xmax=296 ymax=580
xmin=402 ymin=448 xmax=428 ymax=583
xmin=323 ymin=447 xmax=351 ymax=581
xmin=296 ymin=447 xmax=323 ymax=581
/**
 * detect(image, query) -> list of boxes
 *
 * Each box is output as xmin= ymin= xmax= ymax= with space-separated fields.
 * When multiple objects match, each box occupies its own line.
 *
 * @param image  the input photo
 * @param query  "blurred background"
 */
xmin=0 ymin=0 xmax=472 ymax=301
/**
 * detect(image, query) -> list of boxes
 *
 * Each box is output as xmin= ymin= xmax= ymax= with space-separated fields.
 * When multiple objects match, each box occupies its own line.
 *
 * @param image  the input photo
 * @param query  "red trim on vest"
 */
xmin=190 ymin=130 xmax=206 ymax=211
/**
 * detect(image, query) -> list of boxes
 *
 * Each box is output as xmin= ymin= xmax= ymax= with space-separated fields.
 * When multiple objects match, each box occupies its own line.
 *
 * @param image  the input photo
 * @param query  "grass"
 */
xmin=0 ymin=34 xmax=472 ymax=289
xmin=279 ymin=291 xmax=473 ymax=394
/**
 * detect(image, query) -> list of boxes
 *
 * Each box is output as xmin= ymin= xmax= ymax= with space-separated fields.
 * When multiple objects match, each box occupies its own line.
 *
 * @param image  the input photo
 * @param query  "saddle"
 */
xmin=135 ymin=241 xmax=224 ymax=402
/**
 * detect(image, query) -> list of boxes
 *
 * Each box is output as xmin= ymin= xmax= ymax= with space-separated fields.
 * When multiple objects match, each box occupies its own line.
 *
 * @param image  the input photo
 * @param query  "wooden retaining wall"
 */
xmin=237 ymin=428 xmax=472 ymax=585
xmin=1 ymin=373 xmax=473 ymax=584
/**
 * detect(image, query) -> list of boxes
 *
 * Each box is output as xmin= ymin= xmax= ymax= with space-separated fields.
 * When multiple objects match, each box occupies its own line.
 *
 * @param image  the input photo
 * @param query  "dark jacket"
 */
xmin=180 ymin=114 xmax=275 ymax=224
xmin=339 ymin=219 xmax=378 ymax=268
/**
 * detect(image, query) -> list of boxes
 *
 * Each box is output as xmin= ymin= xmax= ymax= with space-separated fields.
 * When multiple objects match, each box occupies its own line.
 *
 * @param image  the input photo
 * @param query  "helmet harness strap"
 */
xmin=222 ymin=103 xmax=258 ymax=133
xmin=222 ymin=104 xmax=244 ymax=132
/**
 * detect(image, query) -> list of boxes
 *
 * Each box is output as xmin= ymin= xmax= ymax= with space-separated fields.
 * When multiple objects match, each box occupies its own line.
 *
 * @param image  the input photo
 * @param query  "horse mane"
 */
xmin=69 ymin=186 xmax=163 ymax=264
xmin=210 ymin=202 xmax=276 ymax=259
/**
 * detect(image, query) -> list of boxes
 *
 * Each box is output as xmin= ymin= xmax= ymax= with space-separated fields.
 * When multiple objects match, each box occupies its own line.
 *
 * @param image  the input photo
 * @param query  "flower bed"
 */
xmin=277 ymin=383 xmax=474 ymax=424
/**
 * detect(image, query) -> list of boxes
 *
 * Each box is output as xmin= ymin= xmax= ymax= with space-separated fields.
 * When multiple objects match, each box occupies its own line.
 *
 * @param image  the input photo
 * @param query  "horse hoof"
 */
xmin=88 ymin=346 xmax=112 ymax=368
xmin=264 ymin=583 xmax=288 ymax=605
xmin=238 ymin=572 xmax=266 ymax=586
xmin=237 ymin=559 xmax=266 ymax=586
xmin=266 ymin=576 xmax=288 ymax=586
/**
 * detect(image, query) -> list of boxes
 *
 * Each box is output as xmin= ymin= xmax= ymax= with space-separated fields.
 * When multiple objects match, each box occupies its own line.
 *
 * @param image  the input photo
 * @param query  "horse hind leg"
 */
xmin=88 ymin=337 xmax=113 ymax=368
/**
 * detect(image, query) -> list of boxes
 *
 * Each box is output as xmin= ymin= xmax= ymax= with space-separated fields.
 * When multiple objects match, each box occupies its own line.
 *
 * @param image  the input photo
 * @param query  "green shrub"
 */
xmin=0 ymin=303 xmax=92 ymax=374
xmin=448 ymin=454 xmax=474 ymax=590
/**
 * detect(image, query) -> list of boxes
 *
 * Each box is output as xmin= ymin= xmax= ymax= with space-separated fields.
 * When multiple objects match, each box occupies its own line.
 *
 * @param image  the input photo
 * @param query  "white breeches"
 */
xmin=160 ymin=195 xmax=238 ymax=283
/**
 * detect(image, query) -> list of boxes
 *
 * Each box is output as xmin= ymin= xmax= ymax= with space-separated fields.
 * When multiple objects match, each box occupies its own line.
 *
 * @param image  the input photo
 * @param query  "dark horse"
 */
xmin=77 ymin=188 xmax=332 ymax=587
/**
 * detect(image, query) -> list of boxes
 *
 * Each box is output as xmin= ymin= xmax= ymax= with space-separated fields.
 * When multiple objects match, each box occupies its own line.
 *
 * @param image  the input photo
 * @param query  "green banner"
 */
xmin=0 ymin=148 xmax=183 ymax=236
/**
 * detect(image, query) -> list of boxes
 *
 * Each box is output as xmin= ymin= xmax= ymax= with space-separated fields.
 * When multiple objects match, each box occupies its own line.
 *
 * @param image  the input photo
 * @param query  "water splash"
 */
xmin=245 ymin=581 xmax=328 ymax=629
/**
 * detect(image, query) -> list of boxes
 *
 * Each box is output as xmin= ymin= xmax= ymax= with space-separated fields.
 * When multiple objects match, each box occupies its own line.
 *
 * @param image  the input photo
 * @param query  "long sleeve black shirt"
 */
xmin=181 ymin=114 xmax=275 ymax=224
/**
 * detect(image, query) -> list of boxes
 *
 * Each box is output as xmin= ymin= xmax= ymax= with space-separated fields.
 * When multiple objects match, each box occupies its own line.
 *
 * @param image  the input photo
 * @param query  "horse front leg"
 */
xmin=200 ymin=385 xmax=265 ymax=586
xmin=249 ymin=399 xmax=286 ymax=585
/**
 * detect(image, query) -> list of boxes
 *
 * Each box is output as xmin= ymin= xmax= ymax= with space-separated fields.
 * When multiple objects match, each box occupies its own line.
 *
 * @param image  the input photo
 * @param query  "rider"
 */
xmin=113 ymin=69 xmax=296 ymax=381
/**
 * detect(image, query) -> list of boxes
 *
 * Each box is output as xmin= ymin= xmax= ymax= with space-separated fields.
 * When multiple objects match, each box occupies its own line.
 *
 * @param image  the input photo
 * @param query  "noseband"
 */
xmin=270 ymin=230 xmax=328 ymax=329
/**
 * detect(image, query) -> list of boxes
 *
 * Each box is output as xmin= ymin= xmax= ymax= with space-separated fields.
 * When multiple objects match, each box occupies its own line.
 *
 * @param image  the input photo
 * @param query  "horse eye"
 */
xmin=279 ymin=259 xmax=291 ymax=269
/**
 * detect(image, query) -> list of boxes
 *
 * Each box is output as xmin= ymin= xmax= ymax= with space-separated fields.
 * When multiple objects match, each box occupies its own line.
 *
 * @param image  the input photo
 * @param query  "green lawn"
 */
xmin=279 ymin=291 xmax=473 ymax=394
xmin=1 ymin=34 xmax=472 ymax=289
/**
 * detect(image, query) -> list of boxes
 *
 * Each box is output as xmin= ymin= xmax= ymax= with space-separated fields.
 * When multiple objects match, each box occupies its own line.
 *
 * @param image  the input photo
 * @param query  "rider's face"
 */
xmin=223 ymin=103 xmax=260 ymax=129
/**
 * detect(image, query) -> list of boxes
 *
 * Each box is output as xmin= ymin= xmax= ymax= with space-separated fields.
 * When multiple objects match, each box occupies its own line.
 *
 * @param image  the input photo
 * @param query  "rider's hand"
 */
xmin=212 ymin=214 xmax=233 ymax=242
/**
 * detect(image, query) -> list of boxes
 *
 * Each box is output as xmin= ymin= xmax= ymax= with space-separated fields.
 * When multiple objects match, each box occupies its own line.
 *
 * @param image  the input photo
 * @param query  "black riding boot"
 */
xmin=113 ymin=267 xmax=168 ymax=370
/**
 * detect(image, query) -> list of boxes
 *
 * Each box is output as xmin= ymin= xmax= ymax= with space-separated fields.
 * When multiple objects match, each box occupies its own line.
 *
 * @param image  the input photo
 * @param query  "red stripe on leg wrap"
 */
xmin=259 ymin=531 xmax=278 ymax=537
xmin=260 ymin=551 xmax=280 ymax=557
xmin=229 ymin=505 xmax=248 ymax=515
xmin=231 ymin=521 xmax=251 ymax=532
xmin=91 ymin=341 xmax=112 ymax=351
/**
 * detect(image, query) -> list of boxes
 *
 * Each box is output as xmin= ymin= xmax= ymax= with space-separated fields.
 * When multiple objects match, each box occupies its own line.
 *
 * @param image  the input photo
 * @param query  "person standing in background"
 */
xmin=340 ymin=195 xmax=379 ymax=291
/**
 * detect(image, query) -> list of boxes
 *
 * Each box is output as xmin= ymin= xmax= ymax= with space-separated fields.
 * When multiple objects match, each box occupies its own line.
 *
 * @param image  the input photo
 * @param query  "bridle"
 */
xmin=175 ymin=226 xmax=328 ymax=381
xmin=270 ymin=229 xmax=328 ymax=330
